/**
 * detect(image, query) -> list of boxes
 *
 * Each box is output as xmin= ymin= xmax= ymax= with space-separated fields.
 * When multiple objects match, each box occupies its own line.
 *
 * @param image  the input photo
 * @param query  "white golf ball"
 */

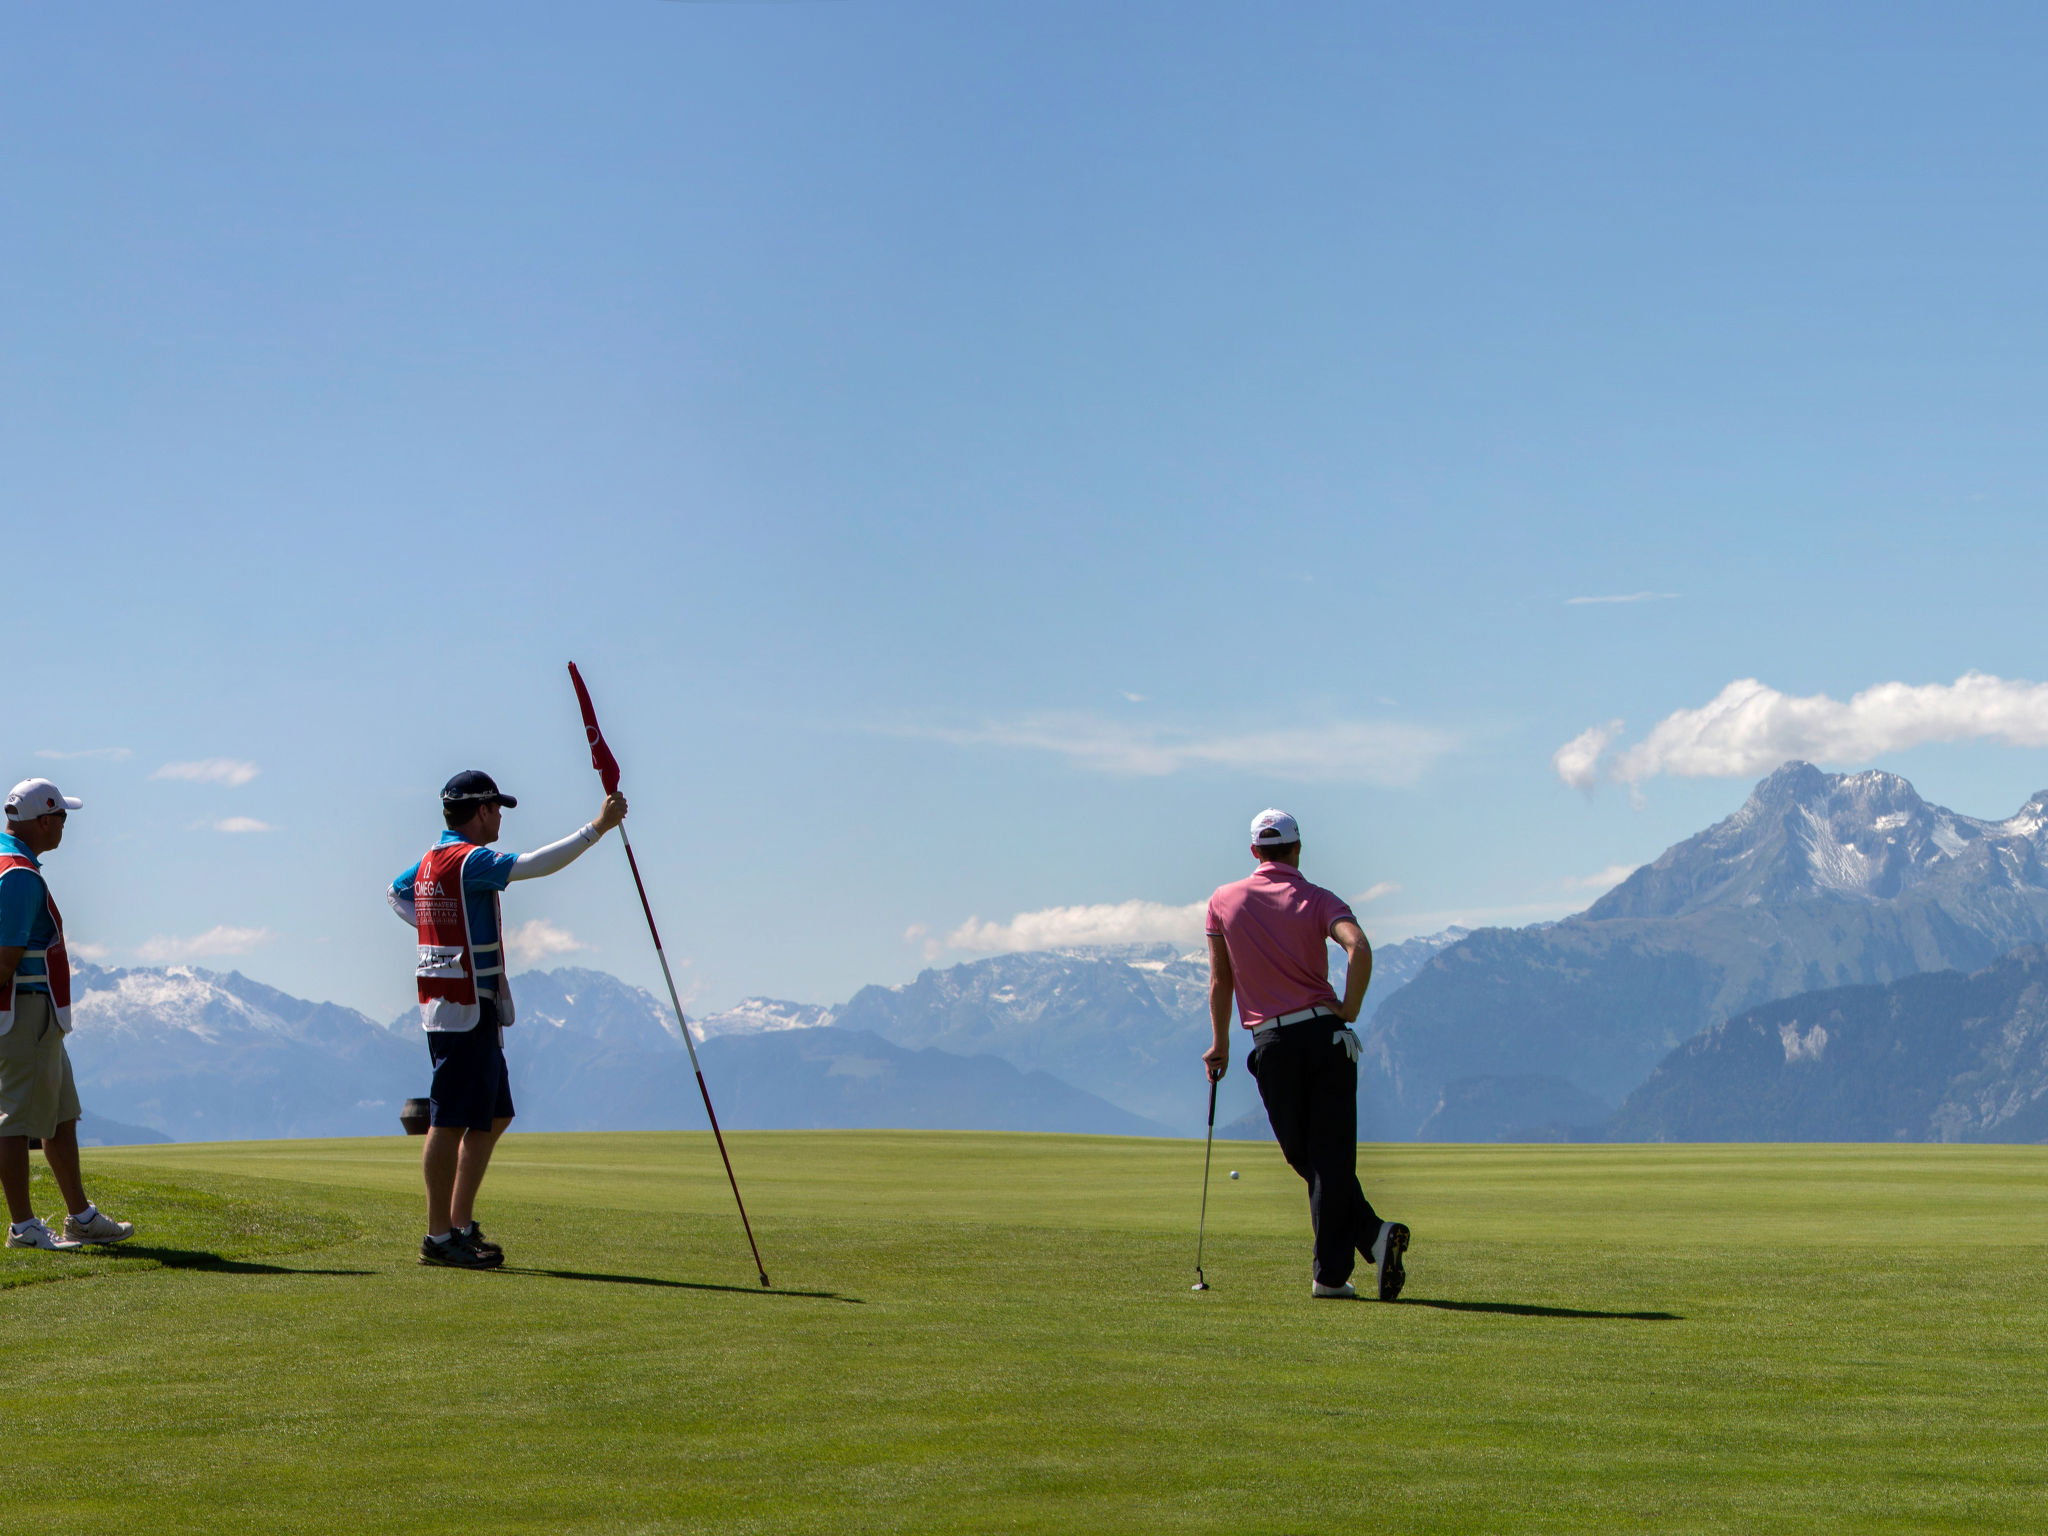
xmin=1229 ymin=1170 xmax=1239 ymax=1180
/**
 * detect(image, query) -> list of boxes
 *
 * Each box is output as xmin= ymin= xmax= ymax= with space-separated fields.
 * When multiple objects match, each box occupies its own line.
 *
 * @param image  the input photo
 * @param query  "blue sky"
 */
xmin=8 ymin=2 xmax=2048 ymax=1021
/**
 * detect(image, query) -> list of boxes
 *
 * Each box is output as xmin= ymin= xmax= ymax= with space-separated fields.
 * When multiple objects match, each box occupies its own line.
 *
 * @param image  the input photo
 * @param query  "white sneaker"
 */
xmin=7 ymin=1217 xmax=82 ymax=1251
xmin=1371 ymin=1221 xmax=1410 ymax=1302
xmin=61 ymin=1208 xmax=134 ymax=1246
xmin=1311 ymin=1280 xmax=1358 ymax=1299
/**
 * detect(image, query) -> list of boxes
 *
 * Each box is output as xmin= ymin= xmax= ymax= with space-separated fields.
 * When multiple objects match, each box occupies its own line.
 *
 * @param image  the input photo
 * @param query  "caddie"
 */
xmin=390 ymin=770 xmax=626 ymax=1268
xmin=0 ymin=779 xmax=134 ymax=1251
xmin=1203 ymin=809 xmax=1408 ymax=1300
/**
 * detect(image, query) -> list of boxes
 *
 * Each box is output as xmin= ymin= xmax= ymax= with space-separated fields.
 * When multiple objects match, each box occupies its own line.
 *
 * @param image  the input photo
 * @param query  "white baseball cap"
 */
xmin=1249 ymin=808 xmax=1300 ymax=845
xmin=5 ymin=778 xmax=83 ymax=822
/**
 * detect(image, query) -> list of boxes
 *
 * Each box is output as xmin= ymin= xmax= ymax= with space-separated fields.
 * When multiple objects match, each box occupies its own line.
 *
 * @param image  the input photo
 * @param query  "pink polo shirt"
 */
xmin=1205 ymin=862 xmax=1358 ymax=1027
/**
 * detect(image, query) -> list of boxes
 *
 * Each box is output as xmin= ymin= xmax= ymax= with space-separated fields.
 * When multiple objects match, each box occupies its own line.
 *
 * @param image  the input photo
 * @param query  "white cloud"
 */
xmin=1354 ymin=881 xmax=1401 ymax=904
xmin=68 ymin=941 xmax=111 ymax=962
xmin=1565 ymin=592 xmax=1678 ymax=606
xmin=1553 ymin=720 xmax=1622 ymax=792
xmin=134 ymin=925 xmax=274 ymax=964
xmin=1563 ymin=863 xmax=1639 ymax=891
xmin=1121 ymin=692 xmax=1148 ymax=704
xmin=917 ymin=714 xmax=1454 ymax=785
xmin=35 ymin=747 xmax=132 ymax=762
xmin=505 ymin=918 xmax=588 ymax=967
xmin=946 ymin=899 xmax=1208 ymax=953
xmin=153 ymin=758 xmax=260 ymax=788
xmin=1557 ymin=673 xmax=2048 ymax=790
xmin=210 ymin=817 xmax=274 ymax=834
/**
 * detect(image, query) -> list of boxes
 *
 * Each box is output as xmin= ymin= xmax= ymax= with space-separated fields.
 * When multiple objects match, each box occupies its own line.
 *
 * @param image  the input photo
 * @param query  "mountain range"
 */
xmin=68 ymin=962 xmax=419 ymax=1140
xmin=834 ymin=930 xmax=1467 ymax=1135
xmin=1609 ymin=945 xmax=2048 ymax=1142
xmin=52 ymin=762 xmax=2048 ymax=1146
xmin=1365 ymin=764 xmax=2048 ymax=1139
xmin=56 ymin=963 xmax=1157 ymax=1142
xmin=502 ymin=969 xmax=1158 ymax=1134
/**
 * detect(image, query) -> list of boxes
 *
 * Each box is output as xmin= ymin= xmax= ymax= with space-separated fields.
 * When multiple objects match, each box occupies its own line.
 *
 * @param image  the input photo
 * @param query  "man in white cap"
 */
xmin=1203 ymin=808 xmax=1408 ymax=1300
xmin=0 ymin=779 xmax=134 ymax=1250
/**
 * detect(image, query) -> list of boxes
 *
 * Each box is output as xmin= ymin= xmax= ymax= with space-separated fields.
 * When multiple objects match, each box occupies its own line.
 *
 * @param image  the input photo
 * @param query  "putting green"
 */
xmin=4 ymin=1133 xmax=2046 ymax=1533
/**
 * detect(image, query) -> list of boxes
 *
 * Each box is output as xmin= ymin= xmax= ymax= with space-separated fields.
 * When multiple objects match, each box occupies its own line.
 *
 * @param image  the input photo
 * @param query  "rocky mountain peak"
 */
xmin=1588 ymin=762 xmax=2048 ymax=921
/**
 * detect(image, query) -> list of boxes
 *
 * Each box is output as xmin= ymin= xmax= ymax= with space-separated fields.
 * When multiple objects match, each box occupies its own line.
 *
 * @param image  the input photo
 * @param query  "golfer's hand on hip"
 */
xmin=1201 ymin=1042 xmax=1228 ymax=1083
xmin=595 ymin=792 xmax=629 ymax=833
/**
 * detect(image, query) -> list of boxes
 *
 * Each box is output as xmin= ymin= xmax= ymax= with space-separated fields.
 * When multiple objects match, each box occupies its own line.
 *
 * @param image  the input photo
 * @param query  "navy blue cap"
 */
xmin=441 ymin=770 xmax=517 ymax=809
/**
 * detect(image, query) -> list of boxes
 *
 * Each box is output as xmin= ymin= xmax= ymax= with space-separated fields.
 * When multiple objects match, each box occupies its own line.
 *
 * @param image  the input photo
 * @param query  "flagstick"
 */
xmin=616 ymin=821 xmax=771 ymax=1289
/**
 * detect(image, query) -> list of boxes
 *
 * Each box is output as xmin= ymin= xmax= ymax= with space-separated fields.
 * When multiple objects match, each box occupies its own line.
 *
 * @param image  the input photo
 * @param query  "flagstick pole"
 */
xmin=615 ymin=821 xmax=771 ymax=1288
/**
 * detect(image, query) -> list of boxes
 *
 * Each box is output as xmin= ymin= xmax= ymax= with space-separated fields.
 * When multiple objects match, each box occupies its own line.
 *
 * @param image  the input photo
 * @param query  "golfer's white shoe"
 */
xmin=1371 ymin=1220 xmax=1410 ymax=1302
xmin=61 ymin=1208 xmax=134 ymax=1246
xmin=7 ymin=1217 xmax=82 ymax=1251
xmin=1311 ymin=1280 xmax=1358 ymax=1299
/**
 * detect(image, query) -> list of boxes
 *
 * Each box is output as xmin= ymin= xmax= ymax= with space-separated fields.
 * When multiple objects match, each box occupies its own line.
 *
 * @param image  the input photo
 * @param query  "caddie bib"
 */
xmin=412 ymin=842 xmax=516 ymax=1032
xmin=0 ymin=854 xmax=71 ymax=1036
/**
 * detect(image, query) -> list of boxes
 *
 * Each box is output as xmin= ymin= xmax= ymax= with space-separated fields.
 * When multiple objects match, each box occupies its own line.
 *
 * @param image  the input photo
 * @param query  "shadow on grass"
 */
xmin=103 ymin=1245 xmax=373 ymax=1278
xmin=1405 ymin=1297 xmax=1681 ymax=1321
xmin=500 ymin=1266 xmax=863 ymax=1303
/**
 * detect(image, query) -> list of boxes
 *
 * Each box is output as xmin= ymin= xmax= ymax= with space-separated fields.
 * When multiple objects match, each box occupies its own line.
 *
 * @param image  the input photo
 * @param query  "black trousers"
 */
xmin=1250 ymin=1022 xmax=1383 ymax=1287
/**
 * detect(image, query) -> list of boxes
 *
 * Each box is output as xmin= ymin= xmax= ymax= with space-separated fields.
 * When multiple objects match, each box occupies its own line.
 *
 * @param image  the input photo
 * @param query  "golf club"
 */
xmin=1193 ymin=1071 xmax=1218 ymax=1291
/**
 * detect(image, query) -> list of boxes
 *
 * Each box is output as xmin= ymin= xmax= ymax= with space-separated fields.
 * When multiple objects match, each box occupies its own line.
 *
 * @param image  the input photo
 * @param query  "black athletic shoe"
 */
xmin=419 ymin=1230 xmax=503 ymax=1269
xmin=1373 ymin=1221 xmax=1409 ymax=1302
xmin=459 ymin=1222 xmax=504 ymax=1261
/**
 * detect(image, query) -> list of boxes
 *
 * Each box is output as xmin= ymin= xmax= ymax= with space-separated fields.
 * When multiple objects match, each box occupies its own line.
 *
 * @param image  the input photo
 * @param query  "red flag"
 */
xmin=567 ymin=662 xmax=622 ymax=794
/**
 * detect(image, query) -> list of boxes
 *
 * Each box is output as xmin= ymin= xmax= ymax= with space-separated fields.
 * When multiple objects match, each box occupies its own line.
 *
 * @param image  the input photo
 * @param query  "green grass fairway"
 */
xmin=5 ymin=1133 xmax=2047 ymax=1533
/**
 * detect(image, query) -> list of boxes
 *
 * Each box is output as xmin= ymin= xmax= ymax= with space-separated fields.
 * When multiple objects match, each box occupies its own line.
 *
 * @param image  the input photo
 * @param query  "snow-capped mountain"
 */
xmin=56 ymin=919 xmax=1464 ymax=1143
xmin=68 ymin=963 xmax=417 ymax=1141
xmin=835 ymin=930 xmax=1466 ymax=1135
xmin=1365 ymin=762 xmax=2048 ymax=1140
xmin=1592 ymin=762 xmax=2048 ymax=918
xmin=508 ymin=967 xmax=681 ymax=1051
xmin=690 ymin=997 xmax=838 ymax=1040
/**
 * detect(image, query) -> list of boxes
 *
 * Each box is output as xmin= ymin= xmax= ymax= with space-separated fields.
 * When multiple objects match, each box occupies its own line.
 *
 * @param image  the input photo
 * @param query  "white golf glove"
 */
xmin=1333 ymin=1026 xmax=1362 ymax=1064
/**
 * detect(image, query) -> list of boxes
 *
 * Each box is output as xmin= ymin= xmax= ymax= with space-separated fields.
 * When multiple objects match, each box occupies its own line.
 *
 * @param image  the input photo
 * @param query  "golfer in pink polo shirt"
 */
xmin=1204 ymin=809 xmax=1409 ymax=1300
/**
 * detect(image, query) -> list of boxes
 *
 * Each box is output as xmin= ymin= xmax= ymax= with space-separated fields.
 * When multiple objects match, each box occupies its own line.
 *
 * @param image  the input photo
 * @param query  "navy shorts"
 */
xmin=427 ymin=1002 xmax=515 ymax=1131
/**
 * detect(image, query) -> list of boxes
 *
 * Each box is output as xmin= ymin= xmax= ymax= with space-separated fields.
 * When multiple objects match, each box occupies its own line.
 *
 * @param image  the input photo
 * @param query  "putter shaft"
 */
xmin=1193 ymin=1074 xmax=1218 ymax=1289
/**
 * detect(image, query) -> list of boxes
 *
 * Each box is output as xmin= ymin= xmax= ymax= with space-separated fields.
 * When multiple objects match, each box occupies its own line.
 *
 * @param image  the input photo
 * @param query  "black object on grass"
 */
xmin=400 ymin=1099 xmax=432 ymax=1136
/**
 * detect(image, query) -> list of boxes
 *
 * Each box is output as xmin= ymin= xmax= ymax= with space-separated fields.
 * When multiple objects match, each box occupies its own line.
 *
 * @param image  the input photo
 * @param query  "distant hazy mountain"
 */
xmin=76 ymin=1109 xmax=172 ymax=1147
xmin=690 ymin=997 xmax=838 ymax=1040
xmin=68 ymin=963 xmax=415 ymax=1141
xmin=704 ymin=1028 xmax=1163 ymax=1134
xmin=511 ymin=967 xmax=680 ymax=1050
xmin=1609 ymin=947 xmax=2048 ymax=1143
xmin=52 ymin=919 xmax=1462 ymax=1145
xmin=1364 ymin=764 xmax=2048 ymax=1140
xmin=1414 ymin=1075 xmax=1610 ymax=1143
xmin=834 ymin=931 xmax=1461 ymax=1136
xmin=495 ymin=972 xmax=1158 ymax=1135
xmin=832 ymin=945 xmax=1222 ymax=1131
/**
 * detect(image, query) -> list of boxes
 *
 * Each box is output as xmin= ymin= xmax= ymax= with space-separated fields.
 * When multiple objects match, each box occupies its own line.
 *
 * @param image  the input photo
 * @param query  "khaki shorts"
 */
xmin=0 ymin=993 xmax=81 ymax=1141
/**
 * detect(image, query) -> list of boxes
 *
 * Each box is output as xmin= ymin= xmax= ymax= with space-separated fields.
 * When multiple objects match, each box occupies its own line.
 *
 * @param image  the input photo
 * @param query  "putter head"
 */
xmin=1192 ymin=1273 xmax=1209 ymax=1291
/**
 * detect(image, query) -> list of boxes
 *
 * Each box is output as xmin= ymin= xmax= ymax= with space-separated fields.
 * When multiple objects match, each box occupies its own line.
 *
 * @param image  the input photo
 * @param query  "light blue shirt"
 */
xmin=0 ymin=832 xmax=56 ymax=993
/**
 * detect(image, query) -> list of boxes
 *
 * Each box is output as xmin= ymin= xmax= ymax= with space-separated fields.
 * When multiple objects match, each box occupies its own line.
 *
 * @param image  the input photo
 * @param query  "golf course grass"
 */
xmin=4 ymin=1132 xmax=2045 ymax=1533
